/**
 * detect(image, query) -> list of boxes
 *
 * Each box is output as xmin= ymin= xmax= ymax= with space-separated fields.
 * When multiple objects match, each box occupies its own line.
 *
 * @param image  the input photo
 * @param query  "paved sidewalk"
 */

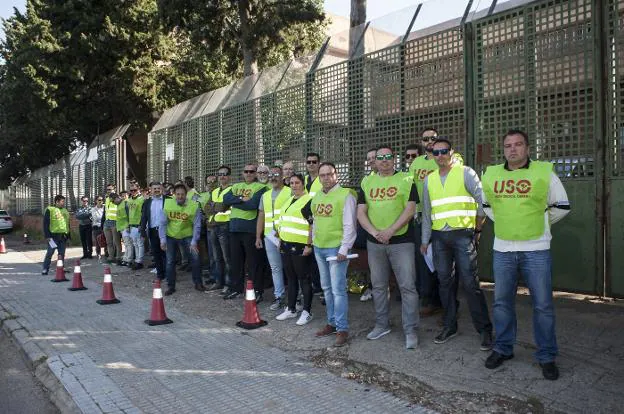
xmin=0 ymin=249 xmax=430 ymax=413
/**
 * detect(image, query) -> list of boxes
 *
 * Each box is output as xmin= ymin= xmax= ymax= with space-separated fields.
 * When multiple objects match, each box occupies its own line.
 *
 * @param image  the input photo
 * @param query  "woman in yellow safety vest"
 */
xmin=275 ymin=173 xmax=314 ymax=326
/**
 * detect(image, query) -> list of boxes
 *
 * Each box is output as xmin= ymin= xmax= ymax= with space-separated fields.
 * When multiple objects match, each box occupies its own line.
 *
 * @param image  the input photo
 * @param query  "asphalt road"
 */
xmin=0 ymin=330 xmax=58 ymax=414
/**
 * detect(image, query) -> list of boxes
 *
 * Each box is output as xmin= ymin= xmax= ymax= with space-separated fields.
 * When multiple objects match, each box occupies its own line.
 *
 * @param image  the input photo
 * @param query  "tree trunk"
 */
xmin=349 ymin=0 xmax=367 ymax=58
xmin=238 ymin=0 xmax=258 ymax=76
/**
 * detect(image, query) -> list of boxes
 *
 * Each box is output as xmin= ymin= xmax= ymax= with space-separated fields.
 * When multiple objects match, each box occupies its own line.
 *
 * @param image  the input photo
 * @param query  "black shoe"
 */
xmin=434 ymin=328 xmax=458 ymax=344
xmin=255 ymin=293 xmax=263 ymax=304
xmin=164 ymin=287 xmax=176 ymax=296
xmin=194 ymin=283 xmax=206 ymax=292
xmin=480 ymin=331 xmax=493 ymax=351
xmin=80 ymin=255 xmax=87 ymax=260
xmin=41 ymin=270 xmax=49 ymax=275
xmin=134 ymin=263 xmax=144 ymax=270
xmin=117 ymin=260 xmax=126 ymax=266
xmin=540 ymin=362 xmax=559 ymax=380
xmin=224 ymin=291 xmax=241 ymax=300
xmin=485 ymin=351 xmax=514 ymax=369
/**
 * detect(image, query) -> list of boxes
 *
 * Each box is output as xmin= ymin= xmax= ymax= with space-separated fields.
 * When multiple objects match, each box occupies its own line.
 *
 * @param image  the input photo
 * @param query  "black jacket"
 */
xmin=140 ymin=196 xmax=169 ymax=232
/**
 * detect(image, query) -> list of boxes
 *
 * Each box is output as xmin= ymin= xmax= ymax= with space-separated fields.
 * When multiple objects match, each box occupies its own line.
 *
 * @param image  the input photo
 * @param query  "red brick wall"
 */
xmin=15 ymin=214 xmax=80 ymax=238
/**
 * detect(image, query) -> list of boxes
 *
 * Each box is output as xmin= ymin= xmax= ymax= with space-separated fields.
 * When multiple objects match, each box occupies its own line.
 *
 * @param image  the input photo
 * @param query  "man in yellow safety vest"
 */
xmin=420 ymin=138 xmax=493 ymax=351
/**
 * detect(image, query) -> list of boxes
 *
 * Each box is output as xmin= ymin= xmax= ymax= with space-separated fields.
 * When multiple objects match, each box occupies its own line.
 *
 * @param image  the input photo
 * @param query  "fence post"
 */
xmin=594 ymin=0 xmax=607 ymax=296
xmin=463 ymin=21 xmax=476 ymax=167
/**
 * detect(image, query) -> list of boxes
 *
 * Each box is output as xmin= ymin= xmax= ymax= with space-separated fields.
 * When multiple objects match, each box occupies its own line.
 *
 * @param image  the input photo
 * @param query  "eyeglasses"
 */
xmin=421 ymin=136 xmax=437 ymax=143
xmin=306 ymin=160 xmax=318 ymax=165
xmin=375 ymin=154 xmax=393 ymax=161
xmin=257 ymin=171 xmax=268 ymax=175
xmin=405 ymin=153 xmax=418 ymax=159
xmin=216 ymin=172 xmax=229 ymax=177
xmin=243 ymin=170 xmax=257 ymax=174
xmin=431 ymin=148 xmax=450 ymax=156
xmin=269 ymin=173 xmax=281 ymax=178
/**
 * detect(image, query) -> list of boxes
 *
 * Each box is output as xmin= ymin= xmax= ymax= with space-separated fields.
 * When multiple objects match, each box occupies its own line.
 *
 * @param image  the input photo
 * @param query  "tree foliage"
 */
xmin=158 ymin=0 xmax=327 ymax=76
xmin=0 ymin=0 xmax=327 ymax=188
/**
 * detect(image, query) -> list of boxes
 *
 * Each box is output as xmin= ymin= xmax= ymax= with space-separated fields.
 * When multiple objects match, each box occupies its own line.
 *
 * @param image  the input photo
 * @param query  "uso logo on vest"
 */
xmin=234 ymin=188 xmax=252 ymax=198
xmin=414 ymin=168 xmax=435 ymax=181
xmin=493 ymin=179 xmax=532 ymax=198
xmin=314 ymin=203 xmax=334 ymax=216
xmin=168 ymin=211 xmax=190 ymax=220
xmin=368 ymin=186 xmax=398 ymax=200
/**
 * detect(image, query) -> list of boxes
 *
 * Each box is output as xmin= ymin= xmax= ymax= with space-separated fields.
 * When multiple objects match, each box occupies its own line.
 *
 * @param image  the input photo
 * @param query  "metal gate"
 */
xmin=472 ymin=0 xmax=602 ymax=294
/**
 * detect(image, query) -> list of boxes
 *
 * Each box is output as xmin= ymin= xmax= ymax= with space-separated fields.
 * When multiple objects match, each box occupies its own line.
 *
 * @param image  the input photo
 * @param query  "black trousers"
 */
xmin=149 ymin=228 xmax=166 ymax=279
xmin=229 ymin=232 xmax=261 ymax=294
xmin=281 ymin=243 xmax=313 ymax=313
xmin=79 ymin=224 xmax=93 ymax=257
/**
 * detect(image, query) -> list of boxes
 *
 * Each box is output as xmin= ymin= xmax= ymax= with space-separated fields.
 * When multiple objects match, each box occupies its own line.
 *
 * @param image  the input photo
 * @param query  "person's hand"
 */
xmin=377 ymin=228 xmax=395 ymax=244
xmin=190 ymin=243 xmax=199 ymax=254
xmin=420 ymin=244 xmax=428 ymax=255
xmin=255 ymin=238 xmax=263 ymax=249
xmin=242 ymin=196 xmax=251 ymax=202
xmin=336 ymin=253 xmax=348 ymax=261
xmin=140 ymin=229 xmax=146 ymax=238
xmin=161 ymin=242 xmax=167 ymax=251
xmin=473 ymin=230 xmax=481 ymax=249
xmin=303 ymin=246 xmax=312 ymax=256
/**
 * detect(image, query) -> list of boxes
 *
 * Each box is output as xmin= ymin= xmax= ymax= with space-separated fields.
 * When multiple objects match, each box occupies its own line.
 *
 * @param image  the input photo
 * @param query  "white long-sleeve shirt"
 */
xmin=482 ymin=171 xmax=570 ymax=252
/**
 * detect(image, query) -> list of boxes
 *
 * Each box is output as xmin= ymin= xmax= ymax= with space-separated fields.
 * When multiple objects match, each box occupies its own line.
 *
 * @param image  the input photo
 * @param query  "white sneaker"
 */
xmin=296 ymin=310 xmax=313 ymax=326
xmin=360 ymin=288 xmax=373 ymax=302
xmin=276 ymin=309 xmax=297 ymax=321
xmin=150 ymin=268 xmax=157 ymax=274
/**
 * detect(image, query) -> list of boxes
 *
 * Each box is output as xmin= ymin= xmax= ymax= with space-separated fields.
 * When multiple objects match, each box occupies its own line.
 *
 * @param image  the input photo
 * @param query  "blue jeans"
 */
xmin=165 ymin=237 xmax=202 ymax=288
xmin=314 ymin=247 xmax=349 ymax=332
xmin=432 ymin=229 xmax=492 ymax=334
xmin=42 ymin=236 xmax=67 ymax=271
xmin=204 ymin=229 xmax=218 ymax=280
xmin=208 ymin=225 xmax=231 ymax=286
xmin=493 ymin=250 xmax=557 ymax=363
xmin=265 ymin=238 xmax=285 ymax=299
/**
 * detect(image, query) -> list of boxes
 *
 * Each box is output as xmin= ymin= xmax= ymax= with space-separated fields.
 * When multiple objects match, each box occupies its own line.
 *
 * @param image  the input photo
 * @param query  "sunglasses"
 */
xmin=243 ymin=170 xmax=257 ymax=174
xmin=376 ymin=154 xmax=393 ymax=161
xmin=257 ymin=171 xmax=268 ymax=174
xmin=405 ymin=153 xmax=418 ymax=159
xmin=306 ymin=160 xmax=318 ymax=164
xmin=421 ymin=137 xmax=436 ymax=143
xmin=216 ymin=172 xmax=229 ymax=177
xmin=431 ymin=148 xmax=450 ymax=156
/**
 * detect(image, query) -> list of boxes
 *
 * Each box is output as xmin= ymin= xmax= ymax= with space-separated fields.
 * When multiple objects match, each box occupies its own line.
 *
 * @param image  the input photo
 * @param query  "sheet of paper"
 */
xmin=48 ymin=239 xmax=57 ymax=249
xmin=325 ymin=253 xmax=359 ymax=262
xmin=424 ymin=244 xmax=435 ymax=273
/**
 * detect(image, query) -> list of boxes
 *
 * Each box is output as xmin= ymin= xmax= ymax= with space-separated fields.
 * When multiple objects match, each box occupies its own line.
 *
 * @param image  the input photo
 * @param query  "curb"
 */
xmin=0 ymin=307 xmax=82 ymax=414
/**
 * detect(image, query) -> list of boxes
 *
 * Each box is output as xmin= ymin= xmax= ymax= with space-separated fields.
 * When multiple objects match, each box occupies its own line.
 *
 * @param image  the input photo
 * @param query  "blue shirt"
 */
xmin=150 ymin=196 xmax=163 ymax=229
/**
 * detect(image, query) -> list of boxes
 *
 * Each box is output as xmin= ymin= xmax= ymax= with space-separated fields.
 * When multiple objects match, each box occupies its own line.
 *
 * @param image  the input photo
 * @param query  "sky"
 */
xmin=0 ymin=0 xmax=499 ymax=44
xmin=0 ymin=0 xmax=492 ymax=33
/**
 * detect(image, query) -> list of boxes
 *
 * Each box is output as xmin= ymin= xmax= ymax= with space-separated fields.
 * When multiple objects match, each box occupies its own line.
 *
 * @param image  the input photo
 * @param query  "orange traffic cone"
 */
xmin=51 ymin=255 xmax=69 ymax=282
xmin=96 ymin=266 xmax=120 ymax=305
xmin=23 ymin=233 xmax=30 ymax=244
xmin=236 ymin=279 xmax=267 ymax=330
xmin=68 ymin=259 xmax=87 ymax=291
xmin=0 ymin=237 xmax=6 ymax=254
xmin=145 ymin=279 xmax=172 ymax=326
